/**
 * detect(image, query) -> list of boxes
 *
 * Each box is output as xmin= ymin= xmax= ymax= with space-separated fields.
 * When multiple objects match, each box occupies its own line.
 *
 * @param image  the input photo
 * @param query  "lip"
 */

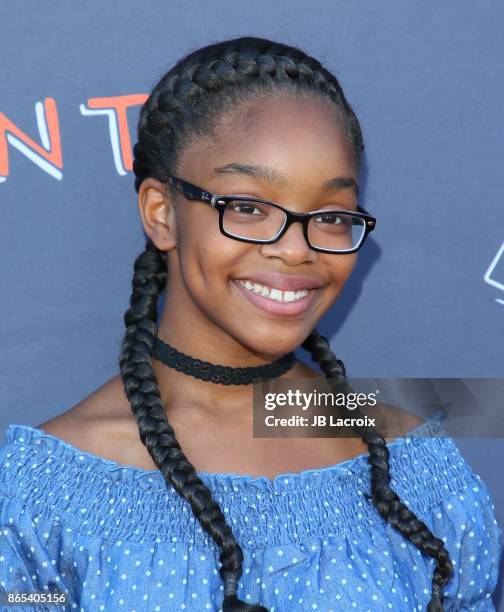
xmin=231 ymin=279 xmax=320 ymax=318
xmin=232 ymin=272 xmax=324 ymax=292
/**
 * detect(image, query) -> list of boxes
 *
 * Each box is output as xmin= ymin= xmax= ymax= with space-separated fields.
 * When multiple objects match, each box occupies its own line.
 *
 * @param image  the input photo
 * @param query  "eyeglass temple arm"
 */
xmin=166 ymin=176 xmax=218 ymax=207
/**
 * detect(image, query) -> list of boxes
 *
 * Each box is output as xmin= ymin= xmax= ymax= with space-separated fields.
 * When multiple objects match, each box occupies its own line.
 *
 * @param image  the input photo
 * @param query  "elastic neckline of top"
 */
xmin=4 ymin=416 xmax=447 ymax=493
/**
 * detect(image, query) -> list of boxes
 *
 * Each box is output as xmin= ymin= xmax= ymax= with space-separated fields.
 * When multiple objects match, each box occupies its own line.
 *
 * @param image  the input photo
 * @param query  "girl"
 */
xmin=0 ymin=36 xmax=502 ymax=612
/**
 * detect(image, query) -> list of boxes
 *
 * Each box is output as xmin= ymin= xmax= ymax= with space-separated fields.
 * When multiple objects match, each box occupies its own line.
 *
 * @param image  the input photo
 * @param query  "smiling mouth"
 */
xmin=230 ymin=278 xmax=321 ymax=318
xmin=236 ymin=279 xmax=312 ymax=303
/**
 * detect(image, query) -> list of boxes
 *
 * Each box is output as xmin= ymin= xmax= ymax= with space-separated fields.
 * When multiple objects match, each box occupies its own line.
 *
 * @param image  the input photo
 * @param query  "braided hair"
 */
xmin=119 ymin=36 xmax=453 ymax=611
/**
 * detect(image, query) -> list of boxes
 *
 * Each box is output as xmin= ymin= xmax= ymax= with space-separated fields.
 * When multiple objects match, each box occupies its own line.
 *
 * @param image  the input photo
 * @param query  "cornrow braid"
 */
xmin=121 ymin=35 xmax=453 ymax=610
xmin=132 ymin=36 xmax=364 ymax=195
xmin=301 ymin=330 xmax=454 ymax=611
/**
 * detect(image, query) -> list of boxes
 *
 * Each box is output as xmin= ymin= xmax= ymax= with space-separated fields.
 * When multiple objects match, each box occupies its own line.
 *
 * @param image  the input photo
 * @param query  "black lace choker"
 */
xmin=152 ymin=335 xmax=297 ymax=385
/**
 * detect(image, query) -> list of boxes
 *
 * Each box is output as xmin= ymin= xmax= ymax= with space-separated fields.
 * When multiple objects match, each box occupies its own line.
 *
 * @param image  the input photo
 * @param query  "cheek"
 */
xmin=176 ymin=211 xmax=251 ymax=292
xmin=326 ymin=253 xmax=358 ymax=291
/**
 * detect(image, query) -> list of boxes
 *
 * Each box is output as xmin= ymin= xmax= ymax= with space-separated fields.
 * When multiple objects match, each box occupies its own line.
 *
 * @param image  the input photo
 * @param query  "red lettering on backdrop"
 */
xmin=0 ymin=97 xmax=62 ymax=181
xmin=82 ymin=94 xmax=148 ymax=174
xmin=0 ymin=94 xmax=148 ymax=181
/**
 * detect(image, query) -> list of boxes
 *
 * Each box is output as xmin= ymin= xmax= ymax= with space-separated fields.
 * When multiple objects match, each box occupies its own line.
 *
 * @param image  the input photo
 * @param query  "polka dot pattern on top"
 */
xmin=0 ymin=419 xmax=502 ymax=611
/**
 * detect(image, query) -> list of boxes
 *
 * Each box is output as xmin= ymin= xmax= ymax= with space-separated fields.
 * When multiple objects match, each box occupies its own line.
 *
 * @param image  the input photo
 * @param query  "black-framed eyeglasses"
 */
xmin=161 ymin=175 xmax=376 ymax=254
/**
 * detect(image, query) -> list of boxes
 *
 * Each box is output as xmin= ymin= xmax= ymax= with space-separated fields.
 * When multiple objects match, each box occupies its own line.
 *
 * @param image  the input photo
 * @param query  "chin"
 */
xmin=238 ymin=330 xmax=303 ymax=360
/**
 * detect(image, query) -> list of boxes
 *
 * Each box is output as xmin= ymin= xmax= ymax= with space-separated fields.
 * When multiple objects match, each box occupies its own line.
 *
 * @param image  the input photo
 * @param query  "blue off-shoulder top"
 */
xmin=0 ymin=419 xmax=502 ymax=612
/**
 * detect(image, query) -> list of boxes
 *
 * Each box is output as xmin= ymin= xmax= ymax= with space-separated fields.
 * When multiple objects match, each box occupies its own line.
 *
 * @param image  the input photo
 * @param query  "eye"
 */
xmin=312 ymin=212 xmax=353 ymax=233
xmin=225 ymin=200 xmax=267 ymax=216
xmin=314 ymin=212 xmax=343 ymax=225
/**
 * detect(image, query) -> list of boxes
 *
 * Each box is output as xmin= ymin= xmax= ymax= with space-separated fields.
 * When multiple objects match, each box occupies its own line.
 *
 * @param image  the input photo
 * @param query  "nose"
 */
xmin=259 ymin=219 xmax=317 ymax=265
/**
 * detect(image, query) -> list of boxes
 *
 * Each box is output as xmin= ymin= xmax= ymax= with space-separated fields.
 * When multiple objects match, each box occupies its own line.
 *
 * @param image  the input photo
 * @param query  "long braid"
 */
xmin=302 ymin=328 xmax=454 ymax=611
xmin=119 ymin=238 xmax=266 ymax=611
xmin=120 ymin=35 xmax=453 ymax=610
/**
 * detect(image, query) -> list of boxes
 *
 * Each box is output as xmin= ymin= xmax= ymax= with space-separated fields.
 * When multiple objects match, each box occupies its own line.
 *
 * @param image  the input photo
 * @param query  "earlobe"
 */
xmin=137 ymin=178 xmax=177 ymax=252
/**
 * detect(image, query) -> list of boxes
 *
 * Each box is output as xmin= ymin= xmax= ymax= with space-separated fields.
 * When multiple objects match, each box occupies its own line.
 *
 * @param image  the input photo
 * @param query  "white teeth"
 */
xmin=237 ymin=280 xmax=310 ymax=303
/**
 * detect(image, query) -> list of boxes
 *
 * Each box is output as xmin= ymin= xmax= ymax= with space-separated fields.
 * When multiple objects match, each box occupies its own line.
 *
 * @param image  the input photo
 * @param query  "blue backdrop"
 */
xmin=1 ymin=1 xmax=503 ymax=607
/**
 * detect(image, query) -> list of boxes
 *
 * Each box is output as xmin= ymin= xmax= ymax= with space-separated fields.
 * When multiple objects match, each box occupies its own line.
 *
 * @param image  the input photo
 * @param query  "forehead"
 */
xmin=178 ymin=92 xmax=357 ymax=184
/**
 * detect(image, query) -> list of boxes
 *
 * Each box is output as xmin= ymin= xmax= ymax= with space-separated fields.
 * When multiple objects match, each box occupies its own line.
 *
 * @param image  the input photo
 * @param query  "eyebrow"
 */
xmin=211 ymin=162 xmax=359 ymax=197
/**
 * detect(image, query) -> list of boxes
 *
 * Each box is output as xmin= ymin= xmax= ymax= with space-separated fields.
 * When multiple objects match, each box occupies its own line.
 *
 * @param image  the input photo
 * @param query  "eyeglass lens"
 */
xmin=222 ymin=200 xmax=366 ymax=251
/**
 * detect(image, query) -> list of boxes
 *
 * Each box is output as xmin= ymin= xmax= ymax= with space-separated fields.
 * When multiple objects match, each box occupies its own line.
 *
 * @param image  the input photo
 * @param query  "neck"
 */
xmin=152 ymin=289 xmax=306 ymax=424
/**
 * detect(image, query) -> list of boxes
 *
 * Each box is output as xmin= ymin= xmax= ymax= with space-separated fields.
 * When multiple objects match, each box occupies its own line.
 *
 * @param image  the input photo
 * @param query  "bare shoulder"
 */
xmin=372 ymin=402 xmax=425 ymax=444
xmin=35 ymin=374 xmax=140 ymax=464
xmin=290 ymin=362 xmax=424 ymax=440
xmin=290 ymin=362 xmax=424 ymax=446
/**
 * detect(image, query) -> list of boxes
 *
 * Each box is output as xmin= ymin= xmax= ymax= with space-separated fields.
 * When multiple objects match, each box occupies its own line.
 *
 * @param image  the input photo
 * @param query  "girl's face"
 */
xmin=151 ymin=92 xmax=360 ymax=358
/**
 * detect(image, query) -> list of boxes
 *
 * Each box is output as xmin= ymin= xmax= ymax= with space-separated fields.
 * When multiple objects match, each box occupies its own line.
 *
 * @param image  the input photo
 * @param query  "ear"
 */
xmin=137 ymin=178 xmax=177 ymax=252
